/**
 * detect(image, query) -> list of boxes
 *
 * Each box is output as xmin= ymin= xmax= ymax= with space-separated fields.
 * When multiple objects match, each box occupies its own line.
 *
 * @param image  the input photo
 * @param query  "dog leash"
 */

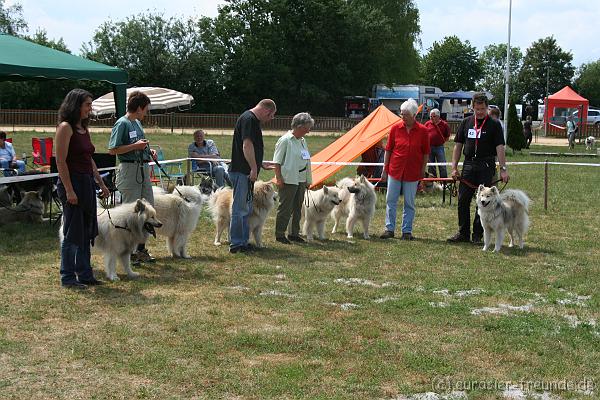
xmin=304 ymin=187 xmax=322 ymax=213
xmin=452 ymin=177 xmax=508 ymax=196
xmin=145 ymin=144 xmax=191 ymax=203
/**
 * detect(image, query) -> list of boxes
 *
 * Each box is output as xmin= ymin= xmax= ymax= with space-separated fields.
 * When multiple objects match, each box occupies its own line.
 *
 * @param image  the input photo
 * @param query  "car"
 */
xmin=573 ymin=109 xmax=600 ymax=125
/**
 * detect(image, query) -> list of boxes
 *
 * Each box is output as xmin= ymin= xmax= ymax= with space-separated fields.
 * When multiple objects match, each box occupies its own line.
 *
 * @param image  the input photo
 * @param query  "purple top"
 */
xmin=67 ymin=128 xmax=95 ymax=175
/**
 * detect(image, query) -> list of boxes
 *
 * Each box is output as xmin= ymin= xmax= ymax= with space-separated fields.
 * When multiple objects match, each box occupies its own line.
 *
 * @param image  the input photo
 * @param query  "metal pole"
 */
xmin=502 ymin=0 xmax=512 ymax=143
xmin=544 ymin=159 xmax=548 ymax=211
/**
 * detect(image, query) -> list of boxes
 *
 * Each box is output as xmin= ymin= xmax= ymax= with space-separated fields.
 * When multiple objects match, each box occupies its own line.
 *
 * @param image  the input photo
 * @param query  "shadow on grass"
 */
xmin=0 ymin=223 xmax=58 ymax=255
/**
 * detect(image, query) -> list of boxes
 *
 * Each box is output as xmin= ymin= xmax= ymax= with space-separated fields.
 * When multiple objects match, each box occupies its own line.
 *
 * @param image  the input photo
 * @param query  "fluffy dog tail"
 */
xmin=501 ymin=189 xmax=530 ymax=213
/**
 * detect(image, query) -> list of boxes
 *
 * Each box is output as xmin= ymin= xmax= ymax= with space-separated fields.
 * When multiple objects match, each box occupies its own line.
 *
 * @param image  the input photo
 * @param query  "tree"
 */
xmin=516 ymin=36 xmax=575 ymax=103
xmin=210 ymin=0 xmax=422 ymax=114
xmin=354 ymin=0 xmax=421 ymax=85
xmin=0 ymin=0 xmax=27 ymax=35
xmin=574 ymin=60 xmax=600 ymax=107
xmin=506 ymin=102 xmax=526 ymax=153
xmin=420 ymin=36 xmax=482 ymax=91
xmin=477 ymin=43 xmax=523 ymax=107
xmin=83 ymin=13 xmax=224 ymax=113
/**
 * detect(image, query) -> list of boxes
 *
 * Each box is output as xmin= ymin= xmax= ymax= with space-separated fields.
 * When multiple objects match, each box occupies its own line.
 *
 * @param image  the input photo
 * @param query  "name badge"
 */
xmin=129 ymin=130 xmax=138 ymax=139
xmin=301 ymin=149 xmax=311 ymax=160
xmin=467 ymin=128 xmax=477 ymax=139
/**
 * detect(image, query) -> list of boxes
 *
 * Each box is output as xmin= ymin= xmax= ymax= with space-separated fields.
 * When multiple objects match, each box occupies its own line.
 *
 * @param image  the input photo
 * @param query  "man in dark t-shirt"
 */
xmin=447 ymin=92 xmax=509 ymax=244
xmin=229 ymin=99 xmax=276 ymax=253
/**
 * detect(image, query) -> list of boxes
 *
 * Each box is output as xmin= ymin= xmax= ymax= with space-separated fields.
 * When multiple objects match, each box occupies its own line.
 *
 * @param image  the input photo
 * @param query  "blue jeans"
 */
xmin=229 ymin=172 xmax=252 ymax=249
xmin=0 ymin=159 xmax=26 ymax=175
xmin=385 ymin=177 xmax=418 ymax=234
xmin=427 ymin=145 xmax=447 ymax=178
xmin=60 ymin=240 xmax=94 ymax=284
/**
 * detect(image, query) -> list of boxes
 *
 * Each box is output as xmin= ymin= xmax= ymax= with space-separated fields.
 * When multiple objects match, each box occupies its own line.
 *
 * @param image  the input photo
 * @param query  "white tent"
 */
xmin=92 ymin=86 xmax=194 ymax=117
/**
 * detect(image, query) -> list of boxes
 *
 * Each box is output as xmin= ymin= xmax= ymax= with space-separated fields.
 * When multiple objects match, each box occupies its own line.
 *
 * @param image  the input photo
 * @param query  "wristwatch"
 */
xmin=500 ymin=166 xmax=507 ymax=172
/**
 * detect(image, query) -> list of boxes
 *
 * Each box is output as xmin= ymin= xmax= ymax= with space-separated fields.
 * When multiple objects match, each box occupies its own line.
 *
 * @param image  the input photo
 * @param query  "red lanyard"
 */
xmin=473 ymin=115 xmax=488 ymax=154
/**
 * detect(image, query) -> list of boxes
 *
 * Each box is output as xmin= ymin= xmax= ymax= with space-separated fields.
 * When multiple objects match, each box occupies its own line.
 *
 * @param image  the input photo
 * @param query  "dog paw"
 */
xmin=214 ymin=241 xmax=222 ymax=246
xmin=182 ymin=254 xmax=192 ymax=259
xmin=107 ymin=274 xmax=120 ymax=282
xmin=128 ymin=271 xmax=140 ymax=279
xmin=347 ymin=234 xmax=354 ymax=239
xmin=363 ymin=234 xmax=370 ymax=239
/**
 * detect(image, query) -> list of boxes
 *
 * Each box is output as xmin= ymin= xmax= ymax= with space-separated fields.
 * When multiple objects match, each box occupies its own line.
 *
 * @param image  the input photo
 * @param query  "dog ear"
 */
xmin=477 ymin=184 xmax=484 ymax=194
xmin=323 ymin=185 xmax=328 ymax=194
xmin=493 ymin=186 xmax=500 ymax=195
xmin=134 ymin=199 xmax=146 ymax=213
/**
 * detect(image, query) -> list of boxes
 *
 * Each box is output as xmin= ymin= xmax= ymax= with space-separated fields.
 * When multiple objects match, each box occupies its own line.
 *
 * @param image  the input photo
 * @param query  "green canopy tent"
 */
xmin=0 ymin=34 xmax=128 ymax=116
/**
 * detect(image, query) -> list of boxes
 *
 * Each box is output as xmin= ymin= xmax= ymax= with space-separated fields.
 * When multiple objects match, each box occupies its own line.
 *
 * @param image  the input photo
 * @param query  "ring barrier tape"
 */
xmin=2 ymin=158 xmax=600 ymax=185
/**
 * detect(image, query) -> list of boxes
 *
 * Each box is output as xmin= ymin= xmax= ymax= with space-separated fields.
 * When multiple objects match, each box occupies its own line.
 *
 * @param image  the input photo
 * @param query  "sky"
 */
xmin=9 ymin=0 xmax=600 ymax=68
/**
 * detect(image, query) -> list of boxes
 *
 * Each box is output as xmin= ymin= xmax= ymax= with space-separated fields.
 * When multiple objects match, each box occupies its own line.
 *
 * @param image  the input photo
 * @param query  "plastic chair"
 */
xmin=32 ymin=137 xmax=53 ymax=169
xmin=151 ymin=146 xmax=185 ymax=188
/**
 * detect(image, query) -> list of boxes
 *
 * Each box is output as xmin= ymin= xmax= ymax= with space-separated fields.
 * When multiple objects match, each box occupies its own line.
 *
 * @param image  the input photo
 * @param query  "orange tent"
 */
xmin=310 ymin=105 xmax=401 ymax=187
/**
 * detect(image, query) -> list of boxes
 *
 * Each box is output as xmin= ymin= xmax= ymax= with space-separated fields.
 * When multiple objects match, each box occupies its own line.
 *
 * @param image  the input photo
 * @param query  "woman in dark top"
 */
xmin=55 ymin=89 xmax=109 ymax=289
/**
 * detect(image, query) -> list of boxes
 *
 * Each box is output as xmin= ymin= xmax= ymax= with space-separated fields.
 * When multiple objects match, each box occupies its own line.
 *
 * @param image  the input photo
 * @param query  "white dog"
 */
xmin=93 ymin=199 xmax=163 ymax=281
xmin=302 ymin=185 xmax=342 ymax=241
xmin=153 ymin=185 xmax=206 ymax=258
xmin=476 ymin=185 xmax=530 ymax=252
xmin=585 ymin=136 xmax=596 ymax=150
xmin=208 ymin=181 xmax=277 ymax=247
xmin=331 ymin=176 xmax=377 ymax=239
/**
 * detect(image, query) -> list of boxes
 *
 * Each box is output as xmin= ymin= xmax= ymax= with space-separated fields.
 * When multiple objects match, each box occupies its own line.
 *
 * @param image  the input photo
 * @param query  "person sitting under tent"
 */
xmin=188 ymin=129 xmax=229 ymax=187
xmin=0 ymin=131 xmax=26 ymax=175
xmin=357 ymin=139 xmax=385 ymax=179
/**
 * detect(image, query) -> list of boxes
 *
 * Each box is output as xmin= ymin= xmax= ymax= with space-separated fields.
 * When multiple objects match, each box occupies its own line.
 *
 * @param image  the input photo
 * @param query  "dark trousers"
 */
xmin=457 ymin=159 xmax=495 ymax=238
xmin=275 ymin=183 xmax=306 ymax=237
xmin=58 ymin=174 xmax=97 ymax=284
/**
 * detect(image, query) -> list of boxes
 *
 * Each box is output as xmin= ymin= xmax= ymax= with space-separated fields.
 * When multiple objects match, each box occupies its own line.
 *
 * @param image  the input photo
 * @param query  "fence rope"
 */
xmin=2 ymin=158 xmax=600 ymax=184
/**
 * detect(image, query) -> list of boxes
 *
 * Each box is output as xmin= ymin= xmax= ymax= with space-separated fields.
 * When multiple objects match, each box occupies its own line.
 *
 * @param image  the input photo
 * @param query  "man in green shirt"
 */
xmin=108 ymin=91 xmax=157 ymax=264
xmin=273 ymin=112 xmax=314 ymax=244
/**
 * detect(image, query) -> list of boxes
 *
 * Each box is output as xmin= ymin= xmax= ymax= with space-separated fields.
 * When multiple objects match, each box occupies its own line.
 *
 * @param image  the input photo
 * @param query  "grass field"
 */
xmin=1 ymin=131 xmax=599 ymax=399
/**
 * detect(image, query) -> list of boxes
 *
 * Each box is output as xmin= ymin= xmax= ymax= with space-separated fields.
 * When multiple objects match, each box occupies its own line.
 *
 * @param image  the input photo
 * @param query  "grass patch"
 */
xmin=1 ymin=131 xmax=599 ymax=399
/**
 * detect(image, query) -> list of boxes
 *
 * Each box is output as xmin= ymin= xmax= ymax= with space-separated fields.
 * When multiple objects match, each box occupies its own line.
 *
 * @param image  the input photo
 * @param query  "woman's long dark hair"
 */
xmin=58 ymin=88 xmax=93 ymax=130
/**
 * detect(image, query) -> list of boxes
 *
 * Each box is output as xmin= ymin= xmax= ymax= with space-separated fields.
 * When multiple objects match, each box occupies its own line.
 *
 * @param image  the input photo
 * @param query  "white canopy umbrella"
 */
xmin=92 ymin=86 xmax=194 ymax=117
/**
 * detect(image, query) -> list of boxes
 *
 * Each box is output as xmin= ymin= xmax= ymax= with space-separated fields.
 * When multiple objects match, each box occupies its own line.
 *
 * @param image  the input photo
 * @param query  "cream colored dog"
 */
xmin=208 ymin=181 xmax=277 ymax=247
xmin=93 ymin=199 xmax=162 ymax=281
xmin=302 ymin=185 xmax=342 ymax=241
xmin=476 ymin=185 xmax=530 ymax=252
xmin=153 ymin=185 xmax=206 ymax=258
xmin=331 ymin=176 xmax=376 ymax=239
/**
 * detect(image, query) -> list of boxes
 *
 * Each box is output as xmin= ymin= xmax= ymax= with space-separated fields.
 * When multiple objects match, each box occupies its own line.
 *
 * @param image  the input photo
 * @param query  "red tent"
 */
xmin=544 ymin=86 xmax=589 ymax=135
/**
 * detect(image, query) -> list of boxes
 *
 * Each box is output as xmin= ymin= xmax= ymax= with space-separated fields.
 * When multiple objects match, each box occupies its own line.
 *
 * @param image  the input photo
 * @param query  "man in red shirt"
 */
xmin=380 ymin=99 xmax=430 ymax=240
xmin=424 ymin=108 xmax=450 ymax=179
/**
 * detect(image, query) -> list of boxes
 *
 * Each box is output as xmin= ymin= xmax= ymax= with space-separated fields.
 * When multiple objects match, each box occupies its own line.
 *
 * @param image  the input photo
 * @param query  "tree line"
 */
xmin=1 ymin=0 xmax=600 ymax=116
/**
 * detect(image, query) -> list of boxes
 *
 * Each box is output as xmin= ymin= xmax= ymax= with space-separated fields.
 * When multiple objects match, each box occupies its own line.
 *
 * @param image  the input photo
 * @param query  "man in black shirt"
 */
xmin=447 ymin=92 xmax=509 ymax=244
xmin=229 ymin=99 xmax=276 ymax=253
